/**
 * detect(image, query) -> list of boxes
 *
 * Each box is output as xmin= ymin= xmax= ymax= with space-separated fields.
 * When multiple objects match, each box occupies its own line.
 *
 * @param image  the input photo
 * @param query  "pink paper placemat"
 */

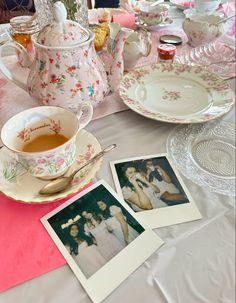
xmin=0 ymin=182 xmax=92 ymax=292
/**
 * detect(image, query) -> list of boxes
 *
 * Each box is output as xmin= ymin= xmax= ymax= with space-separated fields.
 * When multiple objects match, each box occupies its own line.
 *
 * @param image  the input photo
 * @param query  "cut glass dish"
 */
xmin=175 ymin=41 xmax=235 ymax=79
xmin=167 ymin=121 xmax=235 ymax=196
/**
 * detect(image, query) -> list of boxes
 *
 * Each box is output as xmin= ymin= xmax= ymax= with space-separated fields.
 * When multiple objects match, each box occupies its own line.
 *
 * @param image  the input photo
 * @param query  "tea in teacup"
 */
xmin=22 ymin=134 xmax=69 ymax=152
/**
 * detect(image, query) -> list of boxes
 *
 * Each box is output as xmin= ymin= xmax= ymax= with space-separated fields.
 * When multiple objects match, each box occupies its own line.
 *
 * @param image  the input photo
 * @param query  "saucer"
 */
xmin=136 ymin=17 xmax=173 ymax=29
xmin=0 ymin=129 xmax=102 ymax=203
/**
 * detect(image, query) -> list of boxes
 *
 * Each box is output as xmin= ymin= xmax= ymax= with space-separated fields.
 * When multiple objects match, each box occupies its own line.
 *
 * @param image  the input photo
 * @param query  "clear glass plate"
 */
xmin=167 ymin=121 xmax=235 ymax=196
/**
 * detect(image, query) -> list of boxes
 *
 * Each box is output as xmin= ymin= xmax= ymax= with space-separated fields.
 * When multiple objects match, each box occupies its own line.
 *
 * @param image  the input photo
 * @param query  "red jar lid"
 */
xmin=157 ymin=43 xmax=177 ymax=56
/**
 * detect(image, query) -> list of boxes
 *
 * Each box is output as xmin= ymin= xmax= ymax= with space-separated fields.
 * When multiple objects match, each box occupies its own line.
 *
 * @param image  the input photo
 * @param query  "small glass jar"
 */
xmin=157 ymin=44 xmax=177 ymax=62
xmin=10 ymin=15 xmax=39 ymax=66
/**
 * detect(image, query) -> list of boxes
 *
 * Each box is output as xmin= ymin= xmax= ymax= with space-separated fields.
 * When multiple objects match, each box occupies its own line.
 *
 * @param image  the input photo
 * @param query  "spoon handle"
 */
xmin=71 ymin=144 xmax=117 ymax=178
xmin=216 ymin=14 xmax=236 ymax=25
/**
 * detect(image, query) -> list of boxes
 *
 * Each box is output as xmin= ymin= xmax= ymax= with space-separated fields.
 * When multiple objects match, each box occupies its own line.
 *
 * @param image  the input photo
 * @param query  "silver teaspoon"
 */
xmin=39 ymin=144 xmax=117 ymax=195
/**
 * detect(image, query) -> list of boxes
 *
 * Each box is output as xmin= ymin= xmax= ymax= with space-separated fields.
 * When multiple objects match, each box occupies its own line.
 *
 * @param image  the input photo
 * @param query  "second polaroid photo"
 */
xmin=110 ymin=154 xmax=202 ymax=229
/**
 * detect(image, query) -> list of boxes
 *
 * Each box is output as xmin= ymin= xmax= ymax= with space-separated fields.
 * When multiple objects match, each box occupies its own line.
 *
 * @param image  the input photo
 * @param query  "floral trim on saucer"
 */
xmin=0 ymin=130 xmax=102 ymax=204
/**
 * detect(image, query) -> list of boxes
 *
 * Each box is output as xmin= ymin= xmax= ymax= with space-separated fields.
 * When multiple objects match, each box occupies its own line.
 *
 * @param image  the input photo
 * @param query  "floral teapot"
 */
xmin=0 ymin=1 xmax=133 ymax=111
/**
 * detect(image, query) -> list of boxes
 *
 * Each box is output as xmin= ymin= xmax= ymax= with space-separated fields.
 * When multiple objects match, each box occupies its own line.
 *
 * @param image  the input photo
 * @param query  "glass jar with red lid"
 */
xmin=157 ymin=44 xmax=177 ymax=62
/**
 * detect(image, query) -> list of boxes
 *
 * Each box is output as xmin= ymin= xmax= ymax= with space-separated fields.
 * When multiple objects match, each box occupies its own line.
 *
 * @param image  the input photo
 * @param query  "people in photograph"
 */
xmin=145 ymin=160 xmax=188 ymax=205
xmin=65 ymin=223 xmax=106 ymax=278
xmin=82 ymin=211 xmax=124 ymax=261
xmin=120 ymin=164 xmax=168 ymax=212
xmin=97 ymin=200 xmax=139 ymax=246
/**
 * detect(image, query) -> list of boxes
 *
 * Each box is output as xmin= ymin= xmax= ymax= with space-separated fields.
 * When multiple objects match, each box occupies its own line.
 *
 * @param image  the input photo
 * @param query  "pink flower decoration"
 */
xmin=17 ymin=128 xmax=27 ymax=140
xmin=56 ymin=158 xmax=64 ymax=166
xmin=37 ymin=159 xmax=47 ymax=164
xmin=182 ymin=1 xmax=194 ymax=7
xmin=84 ymin=152 xmax=91 ymax=161
xmin=229 ymin=21 xmax=236 ymax=36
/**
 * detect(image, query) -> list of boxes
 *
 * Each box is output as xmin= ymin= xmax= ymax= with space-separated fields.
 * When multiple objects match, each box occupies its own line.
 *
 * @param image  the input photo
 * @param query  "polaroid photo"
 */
xmin=110 ymin=153 xmax=202 ymax=229
xmin=41 ymin=180 xmax=163 ymax=303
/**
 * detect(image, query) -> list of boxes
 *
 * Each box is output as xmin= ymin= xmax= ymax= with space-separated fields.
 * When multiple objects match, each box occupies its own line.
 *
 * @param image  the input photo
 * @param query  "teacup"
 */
xmin=139 ymin=5 xmax=169 ymax=26
xmin=0 ymin=103 xmax=93 ymax=179
xmin=183 ymin=13 xmax=225 ymax=47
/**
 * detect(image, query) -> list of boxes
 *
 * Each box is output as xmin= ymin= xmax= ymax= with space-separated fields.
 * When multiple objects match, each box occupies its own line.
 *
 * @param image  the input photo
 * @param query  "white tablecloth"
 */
xmin=0 ymin=5 xmax=235 ymax=303
xmin=0 ymin=108 xmax=235 ymax=303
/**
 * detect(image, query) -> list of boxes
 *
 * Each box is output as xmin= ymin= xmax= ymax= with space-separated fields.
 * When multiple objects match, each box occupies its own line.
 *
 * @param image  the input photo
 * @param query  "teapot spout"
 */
xmin=107 ymin=25 xmax=133 ymax=93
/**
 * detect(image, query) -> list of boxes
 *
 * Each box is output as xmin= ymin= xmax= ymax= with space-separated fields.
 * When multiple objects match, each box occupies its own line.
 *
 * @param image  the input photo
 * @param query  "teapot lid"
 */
xmin=37 ymin=1 xmax=90 ymax=47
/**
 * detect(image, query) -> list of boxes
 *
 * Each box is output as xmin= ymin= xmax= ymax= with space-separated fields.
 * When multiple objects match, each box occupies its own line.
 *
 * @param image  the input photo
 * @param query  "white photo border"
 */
xmin=110 ymin=153 xmax=202 ymax=229
xmin=41 ymin=180 xmax=164 ymax=303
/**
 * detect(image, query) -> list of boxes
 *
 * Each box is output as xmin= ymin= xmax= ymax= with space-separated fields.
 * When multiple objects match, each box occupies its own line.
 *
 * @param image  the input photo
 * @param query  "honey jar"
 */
xmin=10 ymin=15 xmax=39 ymax=66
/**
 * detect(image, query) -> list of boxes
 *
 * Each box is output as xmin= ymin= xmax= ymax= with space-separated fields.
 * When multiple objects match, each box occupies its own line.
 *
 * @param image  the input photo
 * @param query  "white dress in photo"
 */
xmin=152 ymin=169 xmax=180 ymax=195
xmin=122 ymin=181 xmax=168 ymax=212
xmin=67 ymin=242 xmax=106 ymax=278
xmin=84 ymin=221 xmax=123 ymax=261
xmin=105 ymin=205 xmax=140 ymax=246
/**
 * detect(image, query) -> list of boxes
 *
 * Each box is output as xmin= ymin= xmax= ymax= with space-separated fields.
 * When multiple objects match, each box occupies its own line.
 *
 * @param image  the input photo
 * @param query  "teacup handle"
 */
xmin=76 ymin=101 xmax=93 ymax=129
xmin=0 ymin=42 xmax=32 ymax=92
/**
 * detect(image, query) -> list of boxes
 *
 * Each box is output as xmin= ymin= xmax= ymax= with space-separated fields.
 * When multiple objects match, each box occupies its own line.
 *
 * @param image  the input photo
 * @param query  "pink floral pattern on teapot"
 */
xmin=0 ymin=1 xmax=134 ymax=112
xmin=27 ymin=40 xmax=109 ymax=110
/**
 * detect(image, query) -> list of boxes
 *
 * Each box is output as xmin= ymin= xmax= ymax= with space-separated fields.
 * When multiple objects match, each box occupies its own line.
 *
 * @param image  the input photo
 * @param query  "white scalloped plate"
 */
xmin=119 ymin=63 xmax=235 ymax=124
xmin=0 ymin=129 xmax=102 ymax=204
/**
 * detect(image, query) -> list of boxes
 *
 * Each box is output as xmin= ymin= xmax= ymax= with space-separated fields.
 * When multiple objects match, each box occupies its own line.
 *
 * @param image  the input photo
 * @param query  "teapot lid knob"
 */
xmin=37 ymin=0 xmax=90 ymax=47
xmin=53 ymin=1 xmax=67 ymax=23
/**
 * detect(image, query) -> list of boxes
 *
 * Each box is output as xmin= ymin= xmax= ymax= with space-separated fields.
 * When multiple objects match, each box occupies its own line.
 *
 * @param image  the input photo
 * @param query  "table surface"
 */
xmin=0 ymin=5 xmax=235 ymax=303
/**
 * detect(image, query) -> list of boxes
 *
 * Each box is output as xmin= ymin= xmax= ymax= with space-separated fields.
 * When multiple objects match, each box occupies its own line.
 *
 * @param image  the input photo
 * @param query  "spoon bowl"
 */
xmin=39 ymin=144 xmax=117 ymax=195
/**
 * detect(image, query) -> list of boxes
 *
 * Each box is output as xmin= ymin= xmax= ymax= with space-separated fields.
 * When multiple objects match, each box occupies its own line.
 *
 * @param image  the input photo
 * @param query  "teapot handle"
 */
xmin=0 ymin=42 xmax=31 ymax=92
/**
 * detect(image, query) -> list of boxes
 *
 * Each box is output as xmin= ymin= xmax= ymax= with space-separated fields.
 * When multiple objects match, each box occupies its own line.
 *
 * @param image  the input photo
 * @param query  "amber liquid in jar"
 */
xmin=13 ymin=33 xmax=33 ymax=56
xmin=157 ymin=44 xmax=177 ymax=63
xmin=10 ymin=15 xmax=38 ymax=66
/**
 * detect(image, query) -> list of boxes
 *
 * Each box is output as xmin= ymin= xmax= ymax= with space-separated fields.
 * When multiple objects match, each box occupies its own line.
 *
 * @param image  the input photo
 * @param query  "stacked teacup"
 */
xmin=139 ymin=2 xmax=170 ymax=26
